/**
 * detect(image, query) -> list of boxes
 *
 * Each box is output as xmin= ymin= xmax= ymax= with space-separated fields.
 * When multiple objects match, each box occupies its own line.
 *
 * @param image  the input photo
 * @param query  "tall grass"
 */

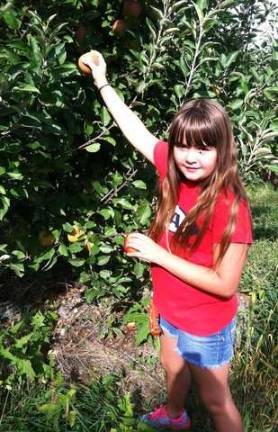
xmin=231 ymin=184 xmax=277 ymax=432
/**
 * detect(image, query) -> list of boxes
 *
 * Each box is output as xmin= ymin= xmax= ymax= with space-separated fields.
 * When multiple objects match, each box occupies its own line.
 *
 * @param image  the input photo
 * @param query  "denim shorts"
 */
xmin=160 ymin=316 xmax=237 ymax=369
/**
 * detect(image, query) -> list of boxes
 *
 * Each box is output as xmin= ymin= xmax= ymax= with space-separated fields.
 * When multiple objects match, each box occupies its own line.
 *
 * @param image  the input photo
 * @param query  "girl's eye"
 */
xmin=198 ymin=147 xmax=210 ymax=153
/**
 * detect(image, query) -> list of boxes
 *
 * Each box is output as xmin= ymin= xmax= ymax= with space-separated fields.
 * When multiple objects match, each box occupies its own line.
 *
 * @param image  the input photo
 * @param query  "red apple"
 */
xmin=112 ymin=19 xmax=127 ymax=35
xmin=123 ymin=0 xmax=143 ymax=18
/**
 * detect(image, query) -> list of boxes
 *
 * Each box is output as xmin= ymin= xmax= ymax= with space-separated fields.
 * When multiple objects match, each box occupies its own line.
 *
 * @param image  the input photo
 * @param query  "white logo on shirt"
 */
xmin=169 ymin=205 xmax=186 ymax=233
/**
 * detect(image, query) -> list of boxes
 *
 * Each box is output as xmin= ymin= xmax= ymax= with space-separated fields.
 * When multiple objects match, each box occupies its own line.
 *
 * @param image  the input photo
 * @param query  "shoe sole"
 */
xmin=169 ymin=419 xmax=192 ymax=431
xmin=163 ymin=418 xmax=192 ymax=431
xmin=140 ymin=419 xmax=192 ymax=431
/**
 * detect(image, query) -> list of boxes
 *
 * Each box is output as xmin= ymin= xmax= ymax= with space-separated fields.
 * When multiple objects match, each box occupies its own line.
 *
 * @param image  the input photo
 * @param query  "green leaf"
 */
xmin=267 ymin=164 xmax=278 ymax=173
xmin=13 ymin=84 xmax=40 ymax=94
xmin=85 ymin=143 xmax=101 ymax=153
xmin=0 ymin=196 xmax=10 ymax=220
xmin=33 ymin=249 xmax=55 ymax=266
xmin=104 ymin=227 xmax=117 ymax=236
xmin=114 ymin=198 xmax=134 ymax=210
xmin=149 ymin=5 xmax=164 ymax=20
xmin=63 ymin=223 xmax=73 ymax=233
xmin=197 ymin=0 xmax=208 ymax=11
xmin=15 ymin=334 xmax=33 ymax=349
xmin=97 ymin=255 xmax=110 ymax=266
xmin=101 ymin=107 xmax=111 ymax=127
xmin=229 ymin=99 xmax=243 ymax=110
xmin=264 ymin=87 xmax=278 ymax=101
xmin=183 ymin=40 xmax=195 ymax=49
xmin=136 ymin=201 xmax=152 ymax=225
xmin=0 ymin=347 xmax=16 ymax=362
xmin=7 ymin=172 xmax=23 ymax=180
xmin=54 ymin=63 xmax=78 ymax=78
xmin=146 ymin=17 xmax=157 ymax=40
xmin=3 ymin=9 xmax=21 ymax=30
xmin=68 ymin=409 xmax=77 ymax=428
xmin=99 ymin=244 xmax=114 ymax=253
xmin=103 ymin=136 xmax=116 ymax=146
xmin=218 ymin=0 xmax=236 ymax=8
xmin=132 ymin=180 xmax=147 ymax=189
xmin=69 ymin=242 xmax=83 ymax=253
xmin=136 ymin=82 xmax=147 ymax=93
xmin=99 ymin=208 xmax=114 ymax=220
xmin=193 ymin=2 xmax=204 ymax=23
xmin=58 ymin=244 xmax=68 ymax=256
xmin=112 ymin=172 xmax=123 ymax=187
xmin=225 ymin=51 xmax=239 ymax=68
xmin=68 ymin=258 xmax=85 ymax=267
xmin=209 ymin=0 xmax=235 ymax=16
xmin=174 ymin=84 xmax=184 ymax=99
xmin=11 ymin=250 xmax=25 ymax=260
xmin=172 ymin=1 xmax=188 ymax=12
xmin=32 ymin=311 xmax=45 ymax=328
xmin=135 ymin=320 xmax=149 ymax=345
xmin=84 ymin=123 xmax=94 ymax=136
xmin=133 ymin=262 xmax=145 ymax=278
xmin=37 ymin=403 xmax=59 ymax=415
xmin=9 ymin=262 xmax=24 ymax=277
xmin=17 ymin=359 xmax=36 ymax=381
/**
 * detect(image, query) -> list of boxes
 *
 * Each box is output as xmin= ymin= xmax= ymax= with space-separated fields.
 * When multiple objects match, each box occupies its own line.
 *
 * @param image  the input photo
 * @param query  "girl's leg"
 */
xmin=188 ymin=362 xmax=243 ymax=432
xmin=160 ymin=331 xmax=192 ymax=417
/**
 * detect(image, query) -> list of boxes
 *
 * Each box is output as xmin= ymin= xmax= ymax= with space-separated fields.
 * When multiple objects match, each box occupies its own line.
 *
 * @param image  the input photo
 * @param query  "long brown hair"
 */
xmin=148 ymin=99 xmax=248 ymax=266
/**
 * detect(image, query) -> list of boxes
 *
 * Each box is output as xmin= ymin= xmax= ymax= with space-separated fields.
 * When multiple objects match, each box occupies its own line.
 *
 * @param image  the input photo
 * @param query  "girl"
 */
xmin=84 ymin=51 xmax=253 ymax=432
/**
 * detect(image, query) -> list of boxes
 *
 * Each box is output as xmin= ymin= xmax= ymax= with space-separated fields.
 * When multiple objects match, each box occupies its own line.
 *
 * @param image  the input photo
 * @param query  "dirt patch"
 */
xmin=51 ymin=284 xmax=165 ymax=403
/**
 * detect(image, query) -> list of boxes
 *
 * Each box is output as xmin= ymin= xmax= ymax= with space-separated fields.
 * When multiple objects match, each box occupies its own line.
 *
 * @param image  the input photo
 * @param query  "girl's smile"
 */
xmin=173 ymin=144 xmax=217 ymax=181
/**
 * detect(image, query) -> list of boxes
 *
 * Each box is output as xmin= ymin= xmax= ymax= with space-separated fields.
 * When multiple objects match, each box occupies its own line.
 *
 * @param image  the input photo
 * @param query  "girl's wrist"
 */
xmin=95 ymin=79 xmax=109 ymax=90
xmin=98 ymin=83 xmax=111 ymax=93
xmin=154 ymin=245 xmax=169 ymax=266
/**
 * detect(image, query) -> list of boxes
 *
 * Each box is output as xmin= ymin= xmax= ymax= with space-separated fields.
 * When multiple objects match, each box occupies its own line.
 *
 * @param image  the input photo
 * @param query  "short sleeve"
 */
xmin=153 ymin=140 xmax=169 ymax=180
xmin=212 ymin=193 xmax=253 ymax=244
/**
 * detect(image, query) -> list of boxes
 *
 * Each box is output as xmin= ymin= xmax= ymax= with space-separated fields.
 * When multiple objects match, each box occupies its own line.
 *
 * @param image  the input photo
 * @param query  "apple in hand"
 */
xmin=78 ymin=51 xmax=100 ymax=75
xmin=123 ymin=234 xmax=137 ymax=254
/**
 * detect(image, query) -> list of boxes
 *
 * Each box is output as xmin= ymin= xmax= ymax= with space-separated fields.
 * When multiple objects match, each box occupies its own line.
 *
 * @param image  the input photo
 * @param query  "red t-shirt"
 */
xmin=151 ymin=141 xmax=253 ymax=336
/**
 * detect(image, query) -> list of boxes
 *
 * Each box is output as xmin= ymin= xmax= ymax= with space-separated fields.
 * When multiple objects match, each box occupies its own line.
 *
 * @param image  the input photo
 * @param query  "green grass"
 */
xmin=0 ymin=184 xmax=277 ymax=432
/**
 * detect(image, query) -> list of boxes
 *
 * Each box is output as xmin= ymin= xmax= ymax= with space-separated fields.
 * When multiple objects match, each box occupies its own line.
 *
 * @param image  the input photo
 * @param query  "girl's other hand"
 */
xmin=82 ymin=50 xmax=108 ymax=88
xmin=125 ymin=232 xmax=166 ymax=264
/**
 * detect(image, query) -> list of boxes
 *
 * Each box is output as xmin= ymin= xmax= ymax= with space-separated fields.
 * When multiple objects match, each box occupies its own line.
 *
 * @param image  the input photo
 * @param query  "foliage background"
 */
xmin=0 ymin=0 xmax=277 ymax=288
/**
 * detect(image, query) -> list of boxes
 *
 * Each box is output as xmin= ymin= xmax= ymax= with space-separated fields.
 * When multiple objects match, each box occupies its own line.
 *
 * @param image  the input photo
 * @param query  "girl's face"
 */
xmin=173 ymin=144 xmax=217 ymax=182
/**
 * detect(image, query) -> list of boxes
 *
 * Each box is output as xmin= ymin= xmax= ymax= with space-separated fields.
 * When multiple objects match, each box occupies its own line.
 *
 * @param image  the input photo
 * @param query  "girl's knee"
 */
xmin=199 ymin=389 xmax=232 ymax=415
xmin=160 ymin=352 xmax=172 ymax=371
xmin=160 ymin=352 xmax=186 ymax=376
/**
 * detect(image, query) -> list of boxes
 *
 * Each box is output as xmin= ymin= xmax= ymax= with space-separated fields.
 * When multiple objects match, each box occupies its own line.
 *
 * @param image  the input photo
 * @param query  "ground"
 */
xmin=50 ymin=283 xmax=165 ymax=405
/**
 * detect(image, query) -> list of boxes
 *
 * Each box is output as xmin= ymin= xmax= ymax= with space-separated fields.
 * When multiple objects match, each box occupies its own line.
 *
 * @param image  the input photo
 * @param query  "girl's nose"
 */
xmin=185 ymin=147 xmax=197 ymax=163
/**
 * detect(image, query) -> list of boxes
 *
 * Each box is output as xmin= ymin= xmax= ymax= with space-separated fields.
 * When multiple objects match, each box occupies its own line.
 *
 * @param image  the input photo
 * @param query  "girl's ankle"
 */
xmin=166 ymin=405 xmax=184 ymax=418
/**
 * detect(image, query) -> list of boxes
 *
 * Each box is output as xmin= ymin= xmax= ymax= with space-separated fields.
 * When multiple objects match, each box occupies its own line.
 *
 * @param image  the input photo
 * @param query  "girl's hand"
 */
xmin=82 ymin=50 xmax=107 ymax=88
xmin=125 ymin=232 xmax=166 ymax=264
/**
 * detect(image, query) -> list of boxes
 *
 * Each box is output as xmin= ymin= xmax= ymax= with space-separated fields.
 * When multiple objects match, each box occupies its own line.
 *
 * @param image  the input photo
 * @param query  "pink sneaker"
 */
xmin=140 ymin=405 xmax=191 ymax=430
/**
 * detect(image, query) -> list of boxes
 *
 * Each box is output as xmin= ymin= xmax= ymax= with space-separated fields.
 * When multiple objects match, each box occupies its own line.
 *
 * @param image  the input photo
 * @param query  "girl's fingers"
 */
xmin=126 ymin=251 xmax=150 ymax=263
xmin=128 ymin=232 xmax=149 ymax=241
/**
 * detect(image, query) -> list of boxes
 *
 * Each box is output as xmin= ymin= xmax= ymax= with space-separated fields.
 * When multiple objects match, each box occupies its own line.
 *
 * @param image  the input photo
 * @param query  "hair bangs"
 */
xmin=170 ymin=104 xmax=223 ymax=150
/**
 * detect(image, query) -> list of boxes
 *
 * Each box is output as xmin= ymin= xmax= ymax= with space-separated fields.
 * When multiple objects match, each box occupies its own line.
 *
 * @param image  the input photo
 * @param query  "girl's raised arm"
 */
xmin=82 ymin=51 xmax=158 ymax=164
